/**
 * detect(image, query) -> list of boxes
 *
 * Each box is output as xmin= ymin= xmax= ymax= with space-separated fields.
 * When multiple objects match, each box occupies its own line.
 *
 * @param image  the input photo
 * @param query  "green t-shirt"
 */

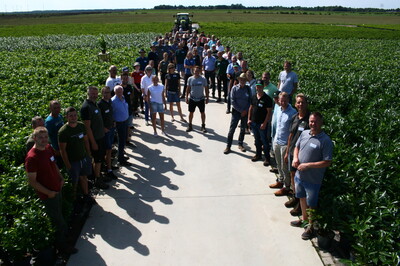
xmin=58 ymin=122 xmax=87 ymax=162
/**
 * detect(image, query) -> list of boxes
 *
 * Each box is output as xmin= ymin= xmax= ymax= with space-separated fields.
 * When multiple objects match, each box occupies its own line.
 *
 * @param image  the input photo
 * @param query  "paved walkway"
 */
xmin=68 ymin=98 xmax=323 ymax=266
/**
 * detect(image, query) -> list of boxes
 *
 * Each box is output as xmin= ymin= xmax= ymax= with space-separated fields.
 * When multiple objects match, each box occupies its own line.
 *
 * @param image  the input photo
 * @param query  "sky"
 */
xmin=0 ymin=0 xmax=399 ymax=13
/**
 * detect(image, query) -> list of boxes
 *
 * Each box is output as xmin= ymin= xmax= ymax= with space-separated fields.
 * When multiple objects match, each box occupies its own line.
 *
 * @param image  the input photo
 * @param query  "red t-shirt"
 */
xmin=131 ymin=71 xmax=145 ymax=85
xmin=25 ymin=144 xmax=62 ymax=200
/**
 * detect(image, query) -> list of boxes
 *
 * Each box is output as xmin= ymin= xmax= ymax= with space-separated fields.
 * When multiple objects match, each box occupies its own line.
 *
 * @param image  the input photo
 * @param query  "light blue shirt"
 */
xmin=274 ymin=104 xmax=297 ymax=145
xmin=111 ymin=95 xmax=129 ymax=122
xmin=202 ymin=56 xmax=216 ymax=71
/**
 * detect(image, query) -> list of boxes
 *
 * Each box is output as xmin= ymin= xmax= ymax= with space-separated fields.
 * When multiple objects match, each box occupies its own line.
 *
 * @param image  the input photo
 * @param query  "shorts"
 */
xmin=295 ymin=175 xmax=321 ymax=208
xmin=188 ymin=98 xmax=205 ymax=113
xmin=167 ymin=91 xmax=180 ymax=103
xmin=150 ymin=102 xmax=165 ymax=113
xmin=69 ymin=156 xmax=92 ymax=184
xmin=176 ymin=63 xmax=184 ymax=72
xmin=91 ymin=137 xmax=106 ymax=163
xmin=104 ymin=128 xmax=115 ymax=150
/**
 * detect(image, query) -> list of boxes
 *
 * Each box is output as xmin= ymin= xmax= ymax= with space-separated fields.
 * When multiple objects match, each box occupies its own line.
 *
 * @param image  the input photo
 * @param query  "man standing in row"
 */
xmin=269 ymin=92 xmax=297 ymax=195
xmin=202 ymin=49 xmax=216 ymax=98
xmin=224 ymin=73 xmax=252 ymax=154
xmin=186 ymin=66 xmax=209 ymax=133
xmin=105 ymin=65 xmax=121 ymax=96
xmin=80 ymin=86 xmax=109 ymax=189
xmin=291 ymin=112 xmax=333 ymax=240
xmin=278 ymin=61 xmax=298 ymax=102
xmin=247 ymin=80 xmax=273 ymax=166
xmin=215 ymin=51 xmax=229 ymax=103
xmin=26 ymin=127 xmax=78 ymax=255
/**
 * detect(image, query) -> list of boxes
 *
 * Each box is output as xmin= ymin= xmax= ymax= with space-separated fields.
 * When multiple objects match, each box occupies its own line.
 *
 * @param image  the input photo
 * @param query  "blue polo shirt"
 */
xmin=202 ymin=56 xmax=216 ymax=71
xmin=111 ymin=95 xmax=129 ymax=122
xmin=184 ymin=58 xmax=196 ymax=75
xmin=274 ymin=104 xmax=297 ymax=145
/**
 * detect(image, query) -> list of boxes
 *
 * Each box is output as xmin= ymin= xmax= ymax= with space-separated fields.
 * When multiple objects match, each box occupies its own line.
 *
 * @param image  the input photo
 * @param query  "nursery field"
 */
xmin=0 ymin=13 xmax=399 ymax=265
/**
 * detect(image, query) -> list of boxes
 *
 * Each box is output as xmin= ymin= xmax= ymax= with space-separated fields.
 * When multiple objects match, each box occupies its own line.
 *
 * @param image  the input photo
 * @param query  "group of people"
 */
xmin=24 ymin=30 xmax=333 ymax=256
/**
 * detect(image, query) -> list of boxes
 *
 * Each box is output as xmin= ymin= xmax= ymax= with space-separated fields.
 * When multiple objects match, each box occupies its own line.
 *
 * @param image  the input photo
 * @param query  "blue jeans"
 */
xmin=115 ymin=120 xmax=127 ymax=162
xmin=251 ymin=122 xmax=270 ymax=160
xmin=227 ymin=109 xmax=247 ymax=147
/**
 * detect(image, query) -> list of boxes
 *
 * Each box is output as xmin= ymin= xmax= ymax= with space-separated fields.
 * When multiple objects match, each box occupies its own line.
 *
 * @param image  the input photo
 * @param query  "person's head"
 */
xmin=87 ymin=86 xmax=99 ymax=102
xmin=211 ymin=44 xmax=217 ymax=51
xmin=193 ymin=66 xmax=201 ymax=76
xmin=233 ymin=64 xmax=240 ymax=73
xmin=309 ymin=112 xmax=323 ymax=135
xmin=114 ymin=85 xmax=123 ymax=98
xmin=237 ymin=52 xmax=243 ymax=60
xmin=207 ymin=49 xmax=212 ymax=57
xmin=33 ymin=127 xmax=48 ymax=148
xmin=238 ymin=73 xmax=247 ymax=86
xmin=149 ymin=60 xmax=154 ymax=67
xmin=49 ymin=100 xmax=61 ymax=116
xmin=121 ymin=72 xmax=129 ymax=85
xmin=255 ymin=80 xmax=264 ymax=94
xmin=139 ymin=49 xmax=146 ymax=57
xmin=196 ymin=40 xmax=201 ymax=46
xmin=109 ymin=65 xmax=117 ymax=78
xmin=133 ymin=62 xmax=140 ymax=71
xmin=262 ymin=71 xmax=271 ymax=82
xmin=225 ymin=46 xmax=230 ymax=52
xmin=216 ymin=40 xmax=221 ymax=46
xmin=150 ymin=45 xmax=156 ymax=51
xmin=122 ymin=66 xmax=129 ymax=74
xmin=168 ymin=63 xmax=175 ymax=73
xmin=163 ymin=52 xmax=168 ymax=60
xmin=241 ymin=60 xmax=248 ymax=72
xmin=101 ymin=86 xmax=111 ymax=101
xmin=193 ymin=47 xmax=198 ymax=55
xmin=217 ymin=51 xmax=223 ymax=59
xmin=65 ymin=107 xmax=78 ymax=124
xmin=295 ymin=93 xmax=308 ymax=113
xmin=279 ymin=92 xmax=289 ymax=109
xmin=273 ymin=91 xmax=280 ymax=105
xmin=145 ymin=65 xmax=153 ymax=76
xmin=231 ymin=56 xmax=237 ymax=63
xmin=31 ymin=116 xmax=44 ymax=129
xmin=246 ymin=70 xmax=255 ymax=81
xmin=284 ymin=61 xmax=292 ymax=72
xmin=204 ymin=44 xmax=210 ymax=50
xmin=187 ymin=51 xmax=193 ymax=58
xmin=152 ymin=75 xmax=159 ymax=85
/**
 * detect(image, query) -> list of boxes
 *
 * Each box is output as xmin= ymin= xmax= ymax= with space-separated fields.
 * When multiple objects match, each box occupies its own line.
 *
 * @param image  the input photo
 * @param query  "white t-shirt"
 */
xmin=278 ymin=71 xmax=298 ymax=95
xmin=148 ymin=84 xmax=164 ymax=104
xmin=140 ymin=75 xmax=153 ymax=95
xmin=105 ymin=76 xmax=121 ymax=92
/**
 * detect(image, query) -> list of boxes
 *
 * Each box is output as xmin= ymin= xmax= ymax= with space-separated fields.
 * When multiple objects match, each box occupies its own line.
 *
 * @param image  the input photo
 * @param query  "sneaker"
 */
xmin=106 ymin=171 xmax=118 ymax=180
xmin=274 ymin=188 xmax=291 ymax=196
xmin=251 ymin=155 xmax=261 ymax=162
xmin=226 ymin=110 xmax=231 ymax=114
xmin=223 ymin=147 xmax=231 ymax=154
xmin=186 ymin=124 xmax=193 ymax=132
xmin=162 ymin=131 xmax=167 ymax=136
xmin=171 ymin=118 xmax=175 ymax=122
xmin=126 ymin=141 xmax=137 ymax=148
xmin=285 ymin=197 xmax=299 ymax=208
xmin=145 ymin=121 xmax=150 ymax=126
xmin=238 ymin=145 xmax=246 ymax=152
xmin=269 ymin=182 xmax=284 ymax=189
xmin=269 ymin=168 xmax=279 ymax=174
xmin=301 ymin=225 xmax=315 ymax=240
xmin=263 ymin=160 xmax=270 ymax=166
xmin=201 ymin=125 xmax=207 ymax=133
xmin=95 ymin=180 xmax=109 ymax=190
xmin=290 ymin=203 xmax=302 ymax=216
xmin=290 ymin=220 xmax=304 ymax=227
xmin=180 ymin=118 xmax=187 ymax=123
xmin=153 ymin=132 xmax=158 ymax=137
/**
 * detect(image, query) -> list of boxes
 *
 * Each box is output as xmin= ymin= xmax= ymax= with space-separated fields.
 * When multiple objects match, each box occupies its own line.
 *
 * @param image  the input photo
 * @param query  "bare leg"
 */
xmin=169 ymin=102 xmax=174 ymax=120
xmin=105 ymin=149 xmax=112 ymax=171
xmin=176 ymin=102 xmax=185 ymax=119
xmin=160 ymin=113 xmax=165 ymax=132
xmin=300 ymin=197 xmax=308 ymax=221
xmin=200 ymin=112 xmax=206 ymax=124
xmin=79 ymin=176 xmax=89 ymax=195
xmin=188 ymin=112 xmax=194 ymax=124
xmin=151 ymin=113 xmax=157 ymax=134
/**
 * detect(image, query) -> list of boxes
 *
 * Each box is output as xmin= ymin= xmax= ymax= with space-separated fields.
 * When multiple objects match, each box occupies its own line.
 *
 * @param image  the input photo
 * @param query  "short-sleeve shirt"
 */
xmin=278 ymin=71 xmax=298 ymax=95
xmin=98 ymin=99 xmax=114 ymax=129
xmin=184 ymin=58 xmax=196 ymax=75
xmin=105 ymin=77 xmax=121 ymax=93
xmin=251 ymin=93 xmax=273 ymax=124
xmin=289 ymin=112 xmax=310 ymax=154
xmin=58 ymin=122 xmax=87 ymax=162
xmin=122 ymin=84 xmax=134 ymax=115
xmin=25 ymin=144 xmax=61 ymax=200
xmin=175 ymin=49 xmax=187 ymax=64
xmin=216 ymin=58 xmax=229 ymax=77
xmin=148 ymin=84 xmax=165 ymax=104
xmin=202 ymin=56 xmax=216 ymax=71
xmin=166 ymin=72 xmax=180 ymax=92
xmin=188 ymin=76 xmax=207 ymax=102
xmin=111 ymin=95 xmax=129 ymax=122
xmin=274 ymin=104 xmax=297 ymax=145
xmin=45 ymin=114 xmax=64 ymax=151
xmin=136 ymin=56 xmax=149 ymax=71
xmin=295 ymin=130 xmax=333 ymax=184
xmin=159 ymin=60 xmax=169 ymax=74
xmin=131 ymin=71 xmax=145 ymax=86
xmin=80 ymin=99 xmax=105 ymax=140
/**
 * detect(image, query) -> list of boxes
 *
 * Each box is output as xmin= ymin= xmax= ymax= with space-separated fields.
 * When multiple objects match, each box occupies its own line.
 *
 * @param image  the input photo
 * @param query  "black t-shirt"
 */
xmin=122 ymin=84 xmax=134 ymax=115
xmin=166 ymin=72 xmax=180 ymax=92
xmin=289 ymin=112 xmax=310 ymax=154
xmin=98 ymin=99 xmax=114 ymax=129
xmin=251 ymin=93 xmax=273 ymax=124
xmin=80 ymin=99 xmax=105 ymax=140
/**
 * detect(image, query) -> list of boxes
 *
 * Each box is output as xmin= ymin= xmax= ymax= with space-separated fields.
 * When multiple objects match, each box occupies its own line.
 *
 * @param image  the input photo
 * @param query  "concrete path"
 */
xmin=68 ymin=98 xmax=323 ymax=266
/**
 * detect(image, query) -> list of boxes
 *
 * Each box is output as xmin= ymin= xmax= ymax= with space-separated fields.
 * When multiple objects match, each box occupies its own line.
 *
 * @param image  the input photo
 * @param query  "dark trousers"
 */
xmin=251 ymin=122 xmax=270 ymax=160
xmin=227 ymin=109 xmax=248 ymax=147
xmin=115 ymin=120 xmax=127 ymax=162
xmin=43 ymin=192 xmax=67 ymax=249
xmin=205 ymin=71 xmax=216 ymax=92
xmin=217 ymin=75 xmax=228 ymax=99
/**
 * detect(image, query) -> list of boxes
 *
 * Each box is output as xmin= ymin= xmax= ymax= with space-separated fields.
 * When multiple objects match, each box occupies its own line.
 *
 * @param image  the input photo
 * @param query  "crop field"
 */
xmin=0 ymin=10 xmax=399 ymax=265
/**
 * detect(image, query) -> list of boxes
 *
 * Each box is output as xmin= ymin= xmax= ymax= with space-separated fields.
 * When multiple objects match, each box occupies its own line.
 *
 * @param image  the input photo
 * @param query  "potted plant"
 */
xmin=98 ymin=35 xmax=107 ymax=54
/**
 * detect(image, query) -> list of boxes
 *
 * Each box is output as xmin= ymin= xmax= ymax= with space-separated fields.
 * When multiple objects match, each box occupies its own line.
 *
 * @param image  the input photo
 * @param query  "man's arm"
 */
xmin=59 ymin=142 xmax=71 ymax=170
xmin=27 ymin=172 xmax=57 ymax=198
xmin=292 ymin=146 xmax=300 ymax=169
xmin=83 ymin=120 xmax=98 ymax=151
xmin=186 ymin=85 xmax=191 ymax=104
xmin=261 ymin=107 xmax=272 ymax=130
xmin=247 ymin=105 xmax=253 ymax=124
xmin=284 ymin=132 xmax=294 ymax=163
xmin=297 ymin=160 xmax=332 ymax=171
xmin=204 ymin=85 xmax=209 ymax=104
xmin=291 ymin=82 xmax=298 ymax=96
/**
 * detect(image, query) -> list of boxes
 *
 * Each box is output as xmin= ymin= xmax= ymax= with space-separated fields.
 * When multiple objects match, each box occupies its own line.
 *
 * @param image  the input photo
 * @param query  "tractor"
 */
xmin=173 ymin=13 xmax=193 ymax=33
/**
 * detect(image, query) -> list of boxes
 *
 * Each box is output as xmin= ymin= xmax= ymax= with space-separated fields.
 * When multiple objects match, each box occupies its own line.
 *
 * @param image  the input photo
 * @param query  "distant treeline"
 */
xmin=154 ymin=4 xmax=400 ymax=12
